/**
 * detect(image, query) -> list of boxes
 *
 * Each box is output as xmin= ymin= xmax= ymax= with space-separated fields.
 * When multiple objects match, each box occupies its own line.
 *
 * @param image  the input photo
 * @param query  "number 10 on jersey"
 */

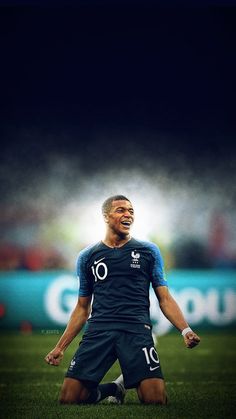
xmin=91 ymin=262 xmax=108 ymax=282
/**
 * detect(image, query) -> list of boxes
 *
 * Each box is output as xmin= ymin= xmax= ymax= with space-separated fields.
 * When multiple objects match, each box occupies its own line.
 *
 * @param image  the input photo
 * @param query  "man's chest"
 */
xmin=86 ymin=247 xmax=151 ymax=284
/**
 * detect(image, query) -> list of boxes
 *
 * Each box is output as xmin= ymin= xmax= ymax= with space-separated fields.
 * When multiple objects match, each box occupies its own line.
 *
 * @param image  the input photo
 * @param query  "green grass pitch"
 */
xmin=0 ymin=331 xmax=236 ymax=418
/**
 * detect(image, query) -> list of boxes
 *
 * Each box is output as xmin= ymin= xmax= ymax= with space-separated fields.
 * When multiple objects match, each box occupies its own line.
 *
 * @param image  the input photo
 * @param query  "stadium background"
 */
xmin=1 ymin=1 xmax=235 ymax=332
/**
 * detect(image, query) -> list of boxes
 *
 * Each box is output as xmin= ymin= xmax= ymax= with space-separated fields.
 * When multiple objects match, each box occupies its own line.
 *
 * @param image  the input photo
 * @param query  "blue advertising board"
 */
xmin=0 ymin=270 xmax=235 ymax=334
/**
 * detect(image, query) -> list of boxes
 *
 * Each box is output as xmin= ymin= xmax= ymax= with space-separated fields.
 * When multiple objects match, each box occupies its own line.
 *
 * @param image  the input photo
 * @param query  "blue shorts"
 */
xmin=65 ymin=329 xmax=164 ymax=389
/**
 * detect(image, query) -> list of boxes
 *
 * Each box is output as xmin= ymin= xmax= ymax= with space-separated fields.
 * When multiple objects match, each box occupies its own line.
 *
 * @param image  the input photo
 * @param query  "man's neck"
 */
xmin=103 ymin=234 xmax=131 ymax=248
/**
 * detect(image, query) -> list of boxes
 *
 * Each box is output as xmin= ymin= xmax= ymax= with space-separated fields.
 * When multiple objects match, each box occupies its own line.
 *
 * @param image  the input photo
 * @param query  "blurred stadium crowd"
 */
xmin=1 ymin=206 xmax=235 ymax=271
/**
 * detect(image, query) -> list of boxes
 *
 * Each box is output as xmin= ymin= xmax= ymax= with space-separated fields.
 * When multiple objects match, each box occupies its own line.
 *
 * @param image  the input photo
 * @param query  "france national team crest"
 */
xmin=130 ymin=250 xmax=141 ymax=268
xmin=69 ymin=357 xmax=76 ymax=371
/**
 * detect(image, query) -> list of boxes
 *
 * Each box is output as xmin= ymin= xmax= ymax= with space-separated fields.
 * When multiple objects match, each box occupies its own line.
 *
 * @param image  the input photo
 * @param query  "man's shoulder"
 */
xmin=131 ymin=238 xmax=160 ymax=253
xmin=77 ymin=241 xmax=103 ymax=262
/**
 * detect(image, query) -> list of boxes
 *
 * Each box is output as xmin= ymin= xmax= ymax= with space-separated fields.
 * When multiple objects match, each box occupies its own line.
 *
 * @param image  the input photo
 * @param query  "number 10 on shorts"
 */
xmin=142 ymin=346 xmax=160 ymax=370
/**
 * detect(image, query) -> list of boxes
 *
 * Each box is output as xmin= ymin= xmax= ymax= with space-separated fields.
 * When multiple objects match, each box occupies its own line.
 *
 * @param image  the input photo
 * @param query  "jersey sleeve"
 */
xmin=76 ymin=248 xmax=93 ymax=297
xmin=148 ymin=242 xmax=168 ymax=288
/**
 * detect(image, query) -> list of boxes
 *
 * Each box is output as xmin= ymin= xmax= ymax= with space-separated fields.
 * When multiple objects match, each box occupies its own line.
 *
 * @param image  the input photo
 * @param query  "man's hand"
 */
xmin=45 ymin=348 xmax=64 ymax=366
xmin=183 ymin=330 xmax=200 ymax=349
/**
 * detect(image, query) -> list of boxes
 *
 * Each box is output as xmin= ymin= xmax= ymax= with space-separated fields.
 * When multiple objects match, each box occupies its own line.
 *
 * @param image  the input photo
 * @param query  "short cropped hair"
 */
xmin=102 ymin=195 xmax=131 ymax=215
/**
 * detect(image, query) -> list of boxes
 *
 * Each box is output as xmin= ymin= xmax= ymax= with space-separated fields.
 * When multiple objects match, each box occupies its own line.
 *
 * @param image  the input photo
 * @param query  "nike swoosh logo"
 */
xmin=150 ymin=366 xmax=160 ymax=371
xmin=94 ymin=257 xmax=105 ymax=264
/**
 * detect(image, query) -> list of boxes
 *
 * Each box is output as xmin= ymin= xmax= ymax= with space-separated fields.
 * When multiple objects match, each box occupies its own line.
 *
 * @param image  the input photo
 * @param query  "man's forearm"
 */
xmin=54 ymin=309 xmax=88 ymax=352
xmin=159 ymin=294 xmax=189 ymax=332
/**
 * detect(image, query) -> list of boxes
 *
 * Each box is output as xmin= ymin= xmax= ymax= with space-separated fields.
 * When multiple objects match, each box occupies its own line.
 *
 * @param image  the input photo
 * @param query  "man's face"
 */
xmin=105 ymin=199 xmax=134 ymax=236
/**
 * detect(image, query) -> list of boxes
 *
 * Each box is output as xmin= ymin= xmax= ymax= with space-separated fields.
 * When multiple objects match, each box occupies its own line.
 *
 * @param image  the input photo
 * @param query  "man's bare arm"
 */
xmin=155 ymin=286 xmax=200 ymax=348
xmin=44 ymin=295 xmax=92 ymax=366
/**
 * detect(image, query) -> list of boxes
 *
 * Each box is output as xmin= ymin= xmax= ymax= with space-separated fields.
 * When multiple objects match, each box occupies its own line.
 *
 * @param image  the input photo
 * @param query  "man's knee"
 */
xmin=59 ymin=378 xmax=90 ymax=404
xmin=137 ymin=378 xmax=167 ymax=405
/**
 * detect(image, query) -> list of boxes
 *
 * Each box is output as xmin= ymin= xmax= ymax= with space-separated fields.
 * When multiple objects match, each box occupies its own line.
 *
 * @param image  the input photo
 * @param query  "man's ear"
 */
xmin=104 ymin=214 xmax=109 ymax=223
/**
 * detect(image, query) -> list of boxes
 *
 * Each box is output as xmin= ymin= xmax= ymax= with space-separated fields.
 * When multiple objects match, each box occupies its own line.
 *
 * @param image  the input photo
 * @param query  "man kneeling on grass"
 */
xmin=45 ymin=195 xmax=200 ymax=404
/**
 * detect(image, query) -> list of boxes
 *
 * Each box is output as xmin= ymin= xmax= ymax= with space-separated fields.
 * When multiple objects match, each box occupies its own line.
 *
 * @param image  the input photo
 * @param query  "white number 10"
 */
xmin=91 ymin=262 xmax=108 ymax=282
xmin=142 ymin=346 xmax=159 ymax=365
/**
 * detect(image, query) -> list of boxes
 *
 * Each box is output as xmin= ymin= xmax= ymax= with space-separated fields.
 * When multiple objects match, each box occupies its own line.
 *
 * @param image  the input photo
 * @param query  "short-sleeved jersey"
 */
xmin=76 ymin=238 xmax=167 ymax=332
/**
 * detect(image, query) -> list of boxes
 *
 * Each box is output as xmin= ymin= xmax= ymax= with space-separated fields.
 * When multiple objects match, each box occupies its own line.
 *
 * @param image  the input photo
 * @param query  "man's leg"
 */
xmin=59 ymin=377 xmax=119 ymax=404
xmin=115 ymin=330 xmax=167 ymax=404
xmin=60 ymin=377 xmax=90 ymax=404
xmin=137 ymin=377 xmax=167 ymax=405
xmin=61 ymin=330 xmax=119 ymax=404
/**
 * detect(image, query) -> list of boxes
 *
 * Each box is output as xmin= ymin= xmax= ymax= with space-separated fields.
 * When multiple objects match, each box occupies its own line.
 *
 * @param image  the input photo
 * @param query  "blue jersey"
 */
xmin=76 ymin=238 xmax=167 ymax=332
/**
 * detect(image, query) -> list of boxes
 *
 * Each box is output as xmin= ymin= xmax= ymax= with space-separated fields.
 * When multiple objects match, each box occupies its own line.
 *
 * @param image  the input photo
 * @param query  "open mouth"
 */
xmin=121 ymin=221 xmax=131 ymax=227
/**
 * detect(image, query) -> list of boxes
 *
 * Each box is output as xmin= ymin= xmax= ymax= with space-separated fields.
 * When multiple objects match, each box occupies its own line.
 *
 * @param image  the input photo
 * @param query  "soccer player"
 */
xmin=45 ymin=195 xmax=200 ymax=405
